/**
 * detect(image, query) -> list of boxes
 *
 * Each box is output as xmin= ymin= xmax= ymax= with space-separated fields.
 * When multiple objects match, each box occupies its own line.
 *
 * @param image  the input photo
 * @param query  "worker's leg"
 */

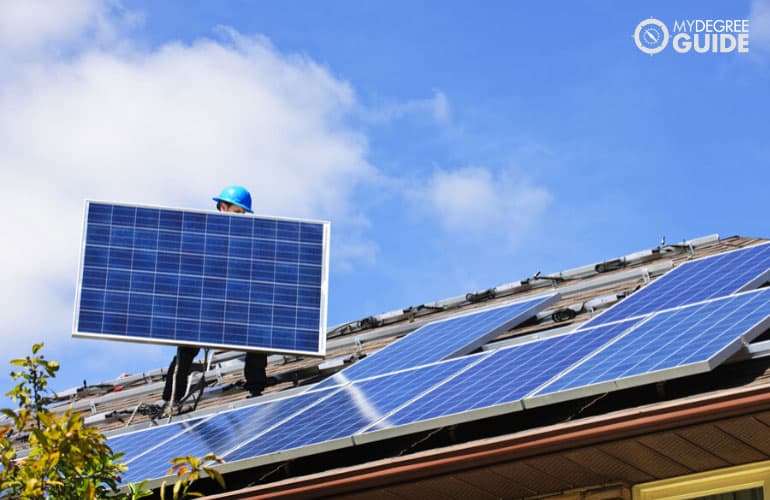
xmin=243 ymin=352 xmax=267 ymax=397
xmin=162 ymin=346 xmax=200 ymax=402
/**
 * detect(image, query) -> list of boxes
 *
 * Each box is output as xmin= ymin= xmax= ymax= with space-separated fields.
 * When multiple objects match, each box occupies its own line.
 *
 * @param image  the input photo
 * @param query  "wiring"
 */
xmin=256 ymin=461 xmax=290 ymax=483
xmin=562 ymin=393 xmax=608 ymax=423
xmin=397 ymin=426 xmax=446 ymax=457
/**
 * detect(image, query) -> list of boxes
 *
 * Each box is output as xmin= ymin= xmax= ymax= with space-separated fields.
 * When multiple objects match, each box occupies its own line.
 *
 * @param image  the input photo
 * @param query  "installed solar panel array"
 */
xmin=529 ymin=289 xmax=770 ymax=405
xmin=74 ymin=201 xmax=330 ymax=356
xmin=109 ymin=293 xmax=558 ymax=483
xmin=581 ymin=241 xmax=770 ymax=327
xmin=108 ymin=242 xmax=770 ymax=484
xmin=318 ymin=294 xmax=561 ymax=388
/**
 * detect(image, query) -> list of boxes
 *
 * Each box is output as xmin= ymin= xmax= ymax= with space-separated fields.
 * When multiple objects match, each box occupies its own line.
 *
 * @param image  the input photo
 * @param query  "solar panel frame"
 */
xmin=73 ymin=201 xmax=330 ymax=357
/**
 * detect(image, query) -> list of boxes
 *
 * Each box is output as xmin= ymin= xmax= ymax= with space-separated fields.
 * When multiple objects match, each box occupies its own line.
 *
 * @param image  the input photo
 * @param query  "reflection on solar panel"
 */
xmin=74 ymin=201 xmax=330 ymax=356
xmin=119 ymin=390 xmax=331 ymax=484
xmin=528 ymin=287 xmax=770 ymax=407
xmin=317 ymin=294 xmax=560 ymax=388
xmin=223 ymin=355 xmax=480 ymax=463
xmin=363 ymin=319 xmax=637 ymax=432
xmin=106 ymin=417 xmax=205 ymax=468
xmin=583 ymin=242 xmax=770 ymax=327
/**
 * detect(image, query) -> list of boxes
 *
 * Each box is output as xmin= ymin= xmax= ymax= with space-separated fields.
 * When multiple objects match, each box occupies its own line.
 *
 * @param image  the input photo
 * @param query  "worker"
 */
xmin=162 ymin=185 xmax=268 ymax=405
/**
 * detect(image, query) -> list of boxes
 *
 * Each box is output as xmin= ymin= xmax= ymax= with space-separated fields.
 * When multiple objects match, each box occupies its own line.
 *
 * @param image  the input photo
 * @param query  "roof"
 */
xmin=8 ymin=233 xmax=770 ymax=498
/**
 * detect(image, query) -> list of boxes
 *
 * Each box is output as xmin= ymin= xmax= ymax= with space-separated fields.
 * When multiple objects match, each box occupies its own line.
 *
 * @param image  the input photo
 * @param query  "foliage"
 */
xmin=0 ymin=343 xmax=225 ymax=499
xmin=127 ymin=480 xmax=154 ymax=499
xmin=160 ymin=454 xmax=225 ymax=500
xmin=0 ymin=343 xmax=129 ymax=499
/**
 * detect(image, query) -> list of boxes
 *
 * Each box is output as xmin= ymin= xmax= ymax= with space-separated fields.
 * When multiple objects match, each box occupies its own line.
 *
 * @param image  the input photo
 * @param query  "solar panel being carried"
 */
xmin=73 ymin=201 xmax=330 ymax=356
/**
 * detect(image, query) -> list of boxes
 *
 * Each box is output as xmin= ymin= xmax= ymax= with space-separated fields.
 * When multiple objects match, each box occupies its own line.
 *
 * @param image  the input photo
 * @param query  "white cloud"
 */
xmin=334 ymin=238 xmax=380 ymax=273
xmin=359 ymin=89 xmax=451 ymax=126
xmin=751 ymin=0 xmax=770 ymax=51
xmin=0 ymin=1 xmax=376 ymax=382
xmin=430 ymin=90 xmax=451 ymax=124
xmin=0 ymin=0 xmax=96 ymax=52
xmin=419 ymin=166 xmax=551 ymax=243
xmin=0 ymin=0 xmax=138 ymax=59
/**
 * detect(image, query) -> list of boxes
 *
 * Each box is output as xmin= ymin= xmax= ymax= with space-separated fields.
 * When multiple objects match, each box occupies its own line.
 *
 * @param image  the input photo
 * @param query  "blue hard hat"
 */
xmin=213 ymin=185 xmax=253 ymax=213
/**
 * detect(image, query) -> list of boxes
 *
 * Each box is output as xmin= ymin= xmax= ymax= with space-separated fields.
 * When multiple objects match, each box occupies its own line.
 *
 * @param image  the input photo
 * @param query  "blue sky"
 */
xmin=0 ymin=0 xmax=768 ymax=399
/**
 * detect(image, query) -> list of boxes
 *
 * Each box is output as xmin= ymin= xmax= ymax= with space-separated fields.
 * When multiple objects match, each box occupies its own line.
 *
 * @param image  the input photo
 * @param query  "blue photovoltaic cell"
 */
xmin=117 ymin=389 xmax=330 ymax=483
xmin=75 ymin=201 xmax=329 ymax=356
xmin=535 ymin=287 xmax=770 ymax=396
xmin=583 ymin=242 xmax=770 ymax=327
xmin=376 ymin=319 xmax=637 ymax=428
xmin=106 ymin=417 xmax=205 ymax=466
xmin=223 ymin=355 xmax=479 ymax=462
xmin=317 ymin=295 xmax=558 ymax=388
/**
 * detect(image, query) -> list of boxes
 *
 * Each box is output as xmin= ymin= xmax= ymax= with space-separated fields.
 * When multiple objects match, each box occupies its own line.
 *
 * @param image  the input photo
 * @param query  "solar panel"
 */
xmin=317 ymin=294 xmax=560 ymax=388
xmin=222 ymin=355 xmax=481 ymax=463
xmin=73 ymin=201 xmax=330 ymax=356
xmin=582 ymin=242 xmax=770 ymax=328
xmin=117 ymin=389 xmax=333 ymax=484
xmin=106 ymin=417 xmax=206 ymax=469
xmin=527 ymin=287 xmax=770 ymax=408
xmin=355 ymin=319 xmax=638 ymax=441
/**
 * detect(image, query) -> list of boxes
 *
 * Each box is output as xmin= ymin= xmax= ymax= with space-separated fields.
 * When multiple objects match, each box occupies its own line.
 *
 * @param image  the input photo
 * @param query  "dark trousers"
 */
xmin=243 ymin=352 xmax=267 ymax=395
xmin=162 ymin=348 xmax=268 ymax=402
xmin=162 ymin=346 xmax=198 ymax=402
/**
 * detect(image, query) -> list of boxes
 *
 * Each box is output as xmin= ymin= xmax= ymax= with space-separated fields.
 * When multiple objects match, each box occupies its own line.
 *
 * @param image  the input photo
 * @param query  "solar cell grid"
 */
xmin=74 ymin=201 xmax=330 ymax=356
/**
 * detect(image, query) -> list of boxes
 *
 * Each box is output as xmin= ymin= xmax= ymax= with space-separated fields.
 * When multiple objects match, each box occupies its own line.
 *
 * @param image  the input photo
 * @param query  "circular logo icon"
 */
xmin=634 ymin=18 xmax=669 ymax=55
